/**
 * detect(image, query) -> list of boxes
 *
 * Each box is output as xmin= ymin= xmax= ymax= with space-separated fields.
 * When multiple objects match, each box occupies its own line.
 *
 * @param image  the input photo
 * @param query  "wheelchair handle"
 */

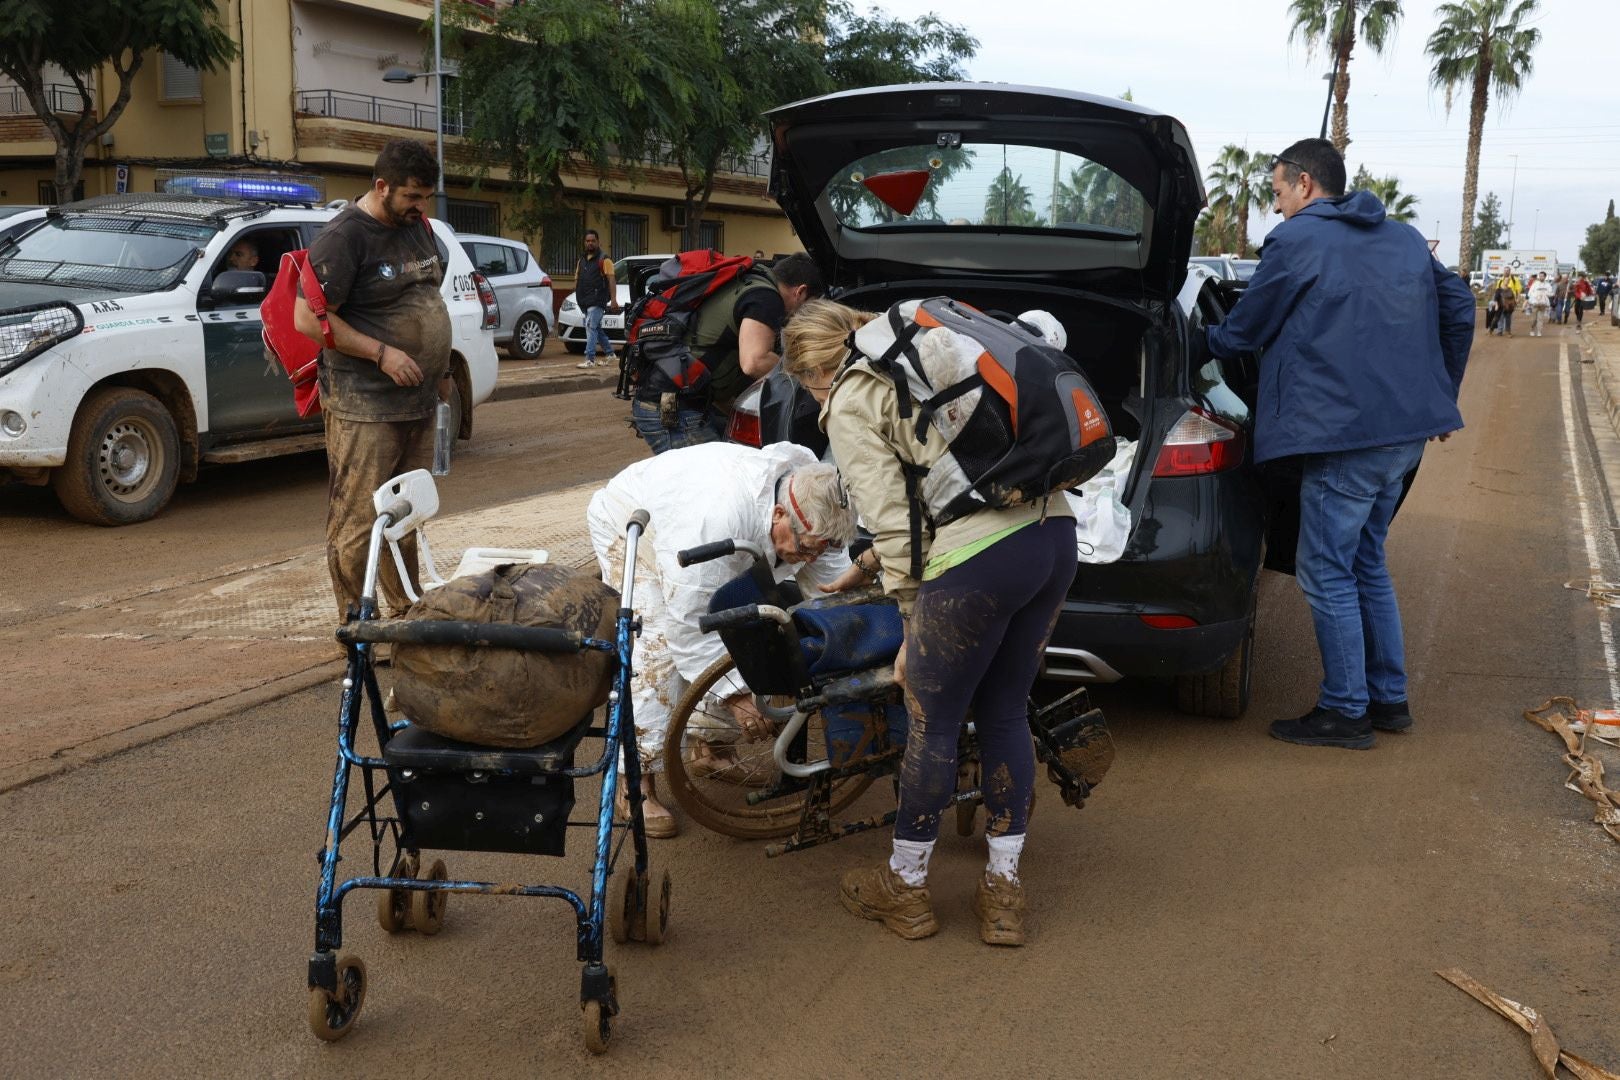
xmin=337 ymin=618 xmax=588 ymax=653
xmin=678 ymin=540 xmax=734 ymax=566
xmin=696 ymin=603 xmax=791 ymax=634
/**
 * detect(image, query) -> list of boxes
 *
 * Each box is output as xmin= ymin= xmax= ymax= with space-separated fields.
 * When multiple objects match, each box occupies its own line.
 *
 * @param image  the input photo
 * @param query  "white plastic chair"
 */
xmin=371 ymin=470 xmax=549 ymax=604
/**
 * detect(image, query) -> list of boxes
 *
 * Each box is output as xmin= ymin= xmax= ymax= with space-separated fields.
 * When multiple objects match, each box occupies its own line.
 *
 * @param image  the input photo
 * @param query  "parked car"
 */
xmin=760 ymin=83 xmax=1295 ymax=718
xmin=458 ymin=233 xmax=553 ymax=359
xmin=558 ymin=253 xmax=672 ymax=353
xmin=1189 ymin=254 xmax=1239 ymax=280
xmin=0 ymin=184 xmax=499 ymax=525
xmin=0 ymin=205 xmax=46 ymax=246
xmin=1230 ymin=258 xmax=1259 ymax=282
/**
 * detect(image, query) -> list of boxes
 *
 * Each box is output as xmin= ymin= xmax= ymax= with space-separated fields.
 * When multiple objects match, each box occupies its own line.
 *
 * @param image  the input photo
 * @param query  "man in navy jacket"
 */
xmin=1207 ymin=138 xmax=1475 ymax=749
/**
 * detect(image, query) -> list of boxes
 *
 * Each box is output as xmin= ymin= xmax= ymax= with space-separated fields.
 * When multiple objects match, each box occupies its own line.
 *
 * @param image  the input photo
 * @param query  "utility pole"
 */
xmin=1532 ymin=208 xmax=1540 ymax=249
xmin=1505 ymin=154 xmax=1519 ymax=247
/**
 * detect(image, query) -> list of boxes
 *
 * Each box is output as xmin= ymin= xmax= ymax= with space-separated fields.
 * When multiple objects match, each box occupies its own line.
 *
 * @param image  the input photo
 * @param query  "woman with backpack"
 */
xmin=780 ymin=298 xmax=1084 ymax=948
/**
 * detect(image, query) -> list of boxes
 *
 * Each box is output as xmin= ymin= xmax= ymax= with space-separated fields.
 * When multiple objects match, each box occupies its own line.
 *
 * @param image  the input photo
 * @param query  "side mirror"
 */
xmin=211 ymin=269 xmax=267 ymax=303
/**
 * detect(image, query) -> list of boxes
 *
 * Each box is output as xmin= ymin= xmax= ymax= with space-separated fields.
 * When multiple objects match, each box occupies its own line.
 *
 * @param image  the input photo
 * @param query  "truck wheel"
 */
xmin=1175 ymin=615 xmax=1254 ymax=720
xmin=510 ymin=313 xmax=548 ymax=359
xmin=53 ymin=386 xmax=181 ymax=526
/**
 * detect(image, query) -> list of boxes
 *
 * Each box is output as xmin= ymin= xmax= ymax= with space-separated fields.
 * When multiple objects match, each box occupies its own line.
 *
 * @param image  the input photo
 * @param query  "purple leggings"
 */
xmin=894 ymin=516 xmax=1078 ymax=841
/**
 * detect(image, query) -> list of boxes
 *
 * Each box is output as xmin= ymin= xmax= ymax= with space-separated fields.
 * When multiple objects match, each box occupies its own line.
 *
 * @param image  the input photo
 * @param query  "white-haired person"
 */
xmin=586 ymin=441 xmax=859 ymax=836
xmin=780 ymin=299 xmax=1079 ymax=947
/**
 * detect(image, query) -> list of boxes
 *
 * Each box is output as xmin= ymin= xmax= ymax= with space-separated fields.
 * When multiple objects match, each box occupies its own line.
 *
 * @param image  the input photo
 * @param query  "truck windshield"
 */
xmin=0 ymin=216 xmax=215 ymax=292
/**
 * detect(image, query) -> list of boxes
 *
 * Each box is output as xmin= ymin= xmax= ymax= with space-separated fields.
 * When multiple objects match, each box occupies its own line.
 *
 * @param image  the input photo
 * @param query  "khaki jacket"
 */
xmin=822 ymin=358 xmax=1072 ymax=616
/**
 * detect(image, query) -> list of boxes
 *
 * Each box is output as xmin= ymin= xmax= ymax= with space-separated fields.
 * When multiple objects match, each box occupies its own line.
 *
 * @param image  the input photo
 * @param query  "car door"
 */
xmin=199 ymin=224 xmax=315 ymax=439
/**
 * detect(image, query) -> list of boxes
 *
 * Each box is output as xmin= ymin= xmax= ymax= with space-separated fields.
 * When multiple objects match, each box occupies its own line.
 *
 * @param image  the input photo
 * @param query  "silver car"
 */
xmin=459 ymin=233 xmax=554 ymax=359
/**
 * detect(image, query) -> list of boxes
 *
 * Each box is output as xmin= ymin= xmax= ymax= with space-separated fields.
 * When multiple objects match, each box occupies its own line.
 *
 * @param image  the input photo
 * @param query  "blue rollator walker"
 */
xmin=307 ymin=477 xmax=665 ymax=1054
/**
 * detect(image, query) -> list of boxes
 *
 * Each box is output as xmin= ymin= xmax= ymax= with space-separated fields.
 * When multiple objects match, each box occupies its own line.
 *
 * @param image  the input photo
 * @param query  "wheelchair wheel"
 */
xmin=664 ymin=656 xmax=874 ymax=839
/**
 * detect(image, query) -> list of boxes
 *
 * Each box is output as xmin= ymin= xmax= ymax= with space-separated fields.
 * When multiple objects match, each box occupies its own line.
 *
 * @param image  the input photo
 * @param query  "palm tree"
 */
xmin=1287 ymin=0 xmax=1403 ymax=154
xmin=983 ymin=167 xmax=1042 ymax=227
xmin=1368 ymin=176 xmax=1419 ymax=223
xmin=1195 ymin=204 xmax=1238 ymax=257
xmin=1056 ymin=161 xmax=1144 ymax=230
xmin=1426 ymin=0 xmax=1541 ymax=277
xmin=1203 ymin=145 xmax=1271 ymax=257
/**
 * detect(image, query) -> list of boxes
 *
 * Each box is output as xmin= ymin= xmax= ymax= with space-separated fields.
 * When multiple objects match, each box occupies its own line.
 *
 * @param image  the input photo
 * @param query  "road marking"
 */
xmin=1558 ymin=350 xmax=1620 ymax=701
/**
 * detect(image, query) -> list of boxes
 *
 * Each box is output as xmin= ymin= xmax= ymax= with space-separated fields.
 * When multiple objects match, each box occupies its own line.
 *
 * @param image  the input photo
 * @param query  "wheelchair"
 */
xmin=306 ymin=470 xmax=667 ymax=1054
xmin=661 ymin=537 xmax=1116 ymax=857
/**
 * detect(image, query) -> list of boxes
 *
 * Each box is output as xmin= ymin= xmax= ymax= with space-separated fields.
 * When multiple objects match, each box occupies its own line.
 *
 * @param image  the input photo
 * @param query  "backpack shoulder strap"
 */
xmin=297 ymin=254 xmax=335 ymax=348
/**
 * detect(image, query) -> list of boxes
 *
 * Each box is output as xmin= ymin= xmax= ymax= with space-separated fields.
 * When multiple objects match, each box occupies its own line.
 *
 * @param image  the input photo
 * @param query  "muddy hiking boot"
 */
xmin=972 ymin=874 xmax=1026 ymax=947
xmin=839 ymin=865 xmax=938 ymax=940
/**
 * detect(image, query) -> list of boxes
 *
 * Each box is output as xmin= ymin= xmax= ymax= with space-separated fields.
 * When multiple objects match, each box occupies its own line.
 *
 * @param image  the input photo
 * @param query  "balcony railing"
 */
xmin=297 ymin=89 xmax=466 ymax=137
xmin=0 ymin=82 xmax=89 ymax=118
xmin=624 ymin=141 xmax=772 ymax=180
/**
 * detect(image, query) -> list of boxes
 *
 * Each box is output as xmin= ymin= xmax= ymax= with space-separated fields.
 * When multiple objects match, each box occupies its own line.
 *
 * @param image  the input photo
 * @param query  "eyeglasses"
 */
xmin=1270 ymin=156 xmax=1305 ymax=173
xmin=791 ymin=531 xmax=831 ymax=559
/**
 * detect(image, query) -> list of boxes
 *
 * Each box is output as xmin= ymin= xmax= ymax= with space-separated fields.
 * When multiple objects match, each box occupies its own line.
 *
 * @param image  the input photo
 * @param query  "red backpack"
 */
xmin=259 ymin=250 xmax=332 ymax=418
xmin=623 ymin=251 xmax=764 ymax=396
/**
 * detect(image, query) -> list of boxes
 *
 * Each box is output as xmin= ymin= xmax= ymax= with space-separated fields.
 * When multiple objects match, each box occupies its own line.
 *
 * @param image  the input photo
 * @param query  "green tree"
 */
xmin=1426 ymin=0 xmax=1542 ymax=279
xmin=1286 ymin=0 xmax=1403 ymax=154
xmin=1580 ymin=216 xmax=1620 ymax=276
xmin=1367 ymin=175 xmax=1419 ymax=222
xmin=1194 ymin=204 xmax=1238 ymax=256
xmin=983 ymin=167 xmax=1043 ymax=227
xmin=0 ymin=0 xmax=237 ymax=203
xmin=1055 ymin=160 xmax=1143 ymax=231
xmin=1473 ymin=191 xmax=1505 ymax=254
xmin=1204 ymin=144 xmax=1271 ymax=257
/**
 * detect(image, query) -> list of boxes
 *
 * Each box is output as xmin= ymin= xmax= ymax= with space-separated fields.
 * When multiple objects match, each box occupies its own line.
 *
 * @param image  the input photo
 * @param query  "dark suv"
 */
xmin=757 ymin=83 xmax=1294 ymax=718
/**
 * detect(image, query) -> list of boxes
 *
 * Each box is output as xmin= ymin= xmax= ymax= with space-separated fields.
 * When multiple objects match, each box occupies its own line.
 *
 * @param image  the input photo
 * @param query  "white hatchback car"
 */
xmin=0 ymin=185 xmax=499 ymax=525
xmin=458 ymin=233 xmax=554 ymax=359
xmin=557 ymin=253 xmax=673 ymax=353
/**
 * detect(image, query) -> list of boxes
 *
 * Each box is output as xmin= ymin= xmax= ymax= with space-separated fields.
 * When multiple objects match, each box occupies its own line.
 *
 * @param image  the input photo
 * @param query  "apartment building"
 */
xmin=0 ymin=0 xmax=797 ymax=282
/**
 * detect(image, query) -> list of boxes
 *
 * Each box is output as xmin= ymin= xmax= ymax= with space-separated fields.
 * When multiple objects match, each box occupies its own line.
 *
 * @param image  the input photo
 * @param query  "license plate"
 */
xmin=603 ymin=315 xmax=624 ymax=330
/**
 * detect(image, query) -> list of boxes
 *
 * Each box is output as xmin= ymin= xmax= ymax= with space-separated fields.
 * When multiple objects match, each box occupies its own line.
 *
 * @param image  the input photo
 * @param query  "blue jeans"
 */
xmin=584 ymin=305 xmax=613 ymax=360
xmin=630 ymin=396 xmax=728 ymax=454
xmin=1295 ymin=441 xmax=1426 ymax=717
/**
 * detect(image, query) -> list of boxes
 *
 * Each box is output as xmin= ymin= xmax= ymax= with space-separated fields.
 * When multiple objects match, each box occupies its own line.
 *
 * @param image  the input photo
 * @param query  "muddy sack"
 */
xmin=391 ymin=563 xmax=618 ymax=748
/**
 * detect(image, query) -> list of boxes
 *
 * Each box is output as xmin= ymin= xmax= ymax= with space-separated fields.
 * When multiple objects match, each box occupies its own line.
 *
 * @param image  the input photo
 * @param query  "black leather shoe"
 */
xmin=1367 ymin=700 xmax=1413 ymax=733
xmin=1269 ymin=706 xmax=1375 ymax=749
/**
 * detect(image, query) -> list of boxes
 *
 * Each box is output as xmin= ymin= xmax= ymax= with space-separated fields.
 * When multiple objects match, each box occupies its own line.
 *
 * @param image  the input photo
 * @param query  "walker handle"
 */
xmin=678 ymin=540 xmax=736 ymax=567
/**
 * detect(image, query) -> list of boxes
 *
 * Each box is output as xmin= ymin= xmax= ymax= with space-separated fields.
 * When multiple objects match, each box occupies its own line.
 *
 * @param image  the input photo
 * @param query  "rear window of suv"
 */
xmin=827 ymin=143 xmax=1146 ymax=236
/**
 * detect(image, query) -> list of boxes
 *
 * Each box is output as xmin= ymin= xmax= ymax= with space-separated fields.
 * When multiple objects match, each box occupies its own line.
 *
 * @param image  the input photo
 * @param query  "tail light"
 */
xmin=1139 ymin=614 xmax=1199 ymax=629
xmin=471 ymin=271 xmax=499 ymax=330
xmin=1152 ymin=408 xmax=1244 ymax=477
xmin=539 ymin=274 xmax=552 ymax=289
xmin=726 ymin=381 xmax=764 ymax=447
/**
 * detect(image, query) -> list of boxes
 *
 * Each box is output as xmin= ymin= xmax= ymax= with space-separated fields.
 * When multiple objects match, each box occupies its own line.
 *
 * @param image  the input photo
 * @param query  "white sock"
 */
xmin=986 ymin=833 xmax=1026 ymax=884
xmin=889 ymin=838 xmax=935 ymax=887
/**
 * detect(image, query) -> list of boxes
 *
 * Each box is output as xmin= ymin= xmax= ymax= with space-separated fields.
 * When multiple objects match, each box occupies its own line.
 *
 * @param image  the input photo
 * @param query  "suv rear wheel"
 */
xmin=1175 ymin=613 xmax=1254 ymax=720
xmin=53 ymin=386 xmax=181 ymax=526
xmin=510 ymin=312 xmax=548 ymax=359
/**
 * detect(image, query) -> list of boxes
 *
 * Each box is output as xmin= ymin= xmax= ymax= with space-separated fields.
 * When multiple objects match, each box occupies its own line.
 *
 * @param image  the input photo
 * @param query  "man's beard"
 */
xmin=382 ymin=194 xmax=423 ymax=226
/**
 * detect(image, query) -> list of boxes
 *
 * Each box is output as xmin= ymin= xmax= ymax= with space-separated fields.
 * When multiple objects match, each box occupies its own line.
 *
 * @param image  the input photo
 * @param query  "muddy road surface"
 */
xmin=3 ymin=334 xmax=1619 ymax=1077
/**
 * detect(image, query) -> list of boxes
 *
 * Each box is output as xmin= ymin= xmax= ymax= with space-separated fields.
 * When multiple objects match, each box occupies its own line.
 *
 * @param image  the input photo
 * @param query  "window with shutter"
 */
xmin=161 ymin=54 xmax=202 ymax=102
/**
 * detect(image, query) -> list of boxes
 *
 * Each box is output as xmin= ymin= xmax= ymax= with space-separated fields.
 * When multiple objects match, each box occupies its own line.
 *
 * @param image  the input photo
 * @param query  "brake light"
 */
xmin=1151 ymin=408 xmax=1244 ymax=477
xmin=1139 ymin=614 xmax=1199 ymax=629
xmin=727 ymin=409 xmax=762 ymax=447
xmin=471 ymin=271 xmax=499 ymax=330
xmin=540 ymin=274 xmax=552 ymax=288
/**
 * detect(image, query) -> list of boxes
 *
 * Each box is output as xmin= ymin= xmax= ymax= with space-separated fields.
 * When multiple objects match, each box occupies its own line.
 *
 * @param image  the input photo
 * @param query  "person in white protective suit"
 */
xmin=586 ymin=441 xmax=859 ymax=837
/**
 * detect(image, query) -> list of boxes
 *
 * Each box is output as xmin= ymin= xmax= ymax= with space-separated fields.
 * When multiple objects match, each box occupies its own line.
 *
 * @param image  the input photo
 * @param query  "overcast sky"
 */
xmin=876 ymin=0 xmax=1613 ymax=268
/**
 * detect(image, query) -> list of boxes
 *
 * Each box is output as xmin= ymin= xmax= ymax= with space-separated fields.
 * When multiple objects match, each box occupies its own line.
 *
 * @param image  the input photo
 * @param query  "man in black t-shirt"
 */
xmin=630 ymin=252 xmax=824 ymax=454
xmin=295 ymin=138 xmax=451 ymax=618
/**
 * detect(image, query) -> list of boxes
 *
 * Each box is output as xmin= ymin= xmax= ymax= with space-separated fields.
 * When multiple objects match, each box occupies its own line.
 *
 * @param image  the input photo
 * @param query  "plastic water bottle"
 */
xmin=432 ymin=399 xmax=452 ymax=476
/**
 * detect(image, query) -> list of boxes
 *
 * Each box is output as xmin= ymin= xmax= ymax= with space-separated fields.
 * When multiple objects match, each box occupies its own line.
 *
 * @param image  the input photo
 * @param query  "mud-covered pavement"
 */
xmin=3 ymin=328 xmax=1619 ymax=1077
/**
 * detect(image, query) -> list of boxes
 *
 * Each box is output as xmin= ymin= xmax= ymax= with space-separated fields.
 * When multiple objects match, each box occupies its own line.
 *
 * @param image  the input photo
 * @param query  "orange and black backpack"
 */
xmin=622 ymin=251 xmax=766 ymax=397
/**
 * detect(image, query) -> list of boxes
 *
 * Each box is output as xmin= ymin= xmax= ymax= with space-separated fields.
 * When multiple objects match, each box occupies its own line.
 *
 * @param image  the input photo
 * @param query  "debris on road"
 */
xmin=1564 ymin=580 xmax=1620 ymax=609
xmin=1436 ymin=968 xmax=1620 ymax=1080
xmin=1523 ymin=698 xmax=1620 ymax=843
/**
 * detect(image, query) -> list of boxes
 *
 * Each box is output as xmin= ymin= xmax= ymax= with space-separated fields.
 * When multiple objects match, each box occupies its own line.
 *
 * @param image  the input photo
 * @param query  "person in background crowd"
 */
xmin=1597 ymin=272 xmax=1614 ymax=317
xmin=1526 ymin=272 xmax=1554 ymax=337
xmin=1204 ymin=137 xmax=1474 ymax=750
xmin=295 ymin=137 xmax=451 ymax=619
xmin=1553 ymin=273 xmax=1570 ymax=324
xmin=1573 ymin=272 xmax=1596 ymax=328
xmin=1492 ymin=277 xmax=1517 ymax=337
xmin=574 ymin=229 xmax=619 ymax=370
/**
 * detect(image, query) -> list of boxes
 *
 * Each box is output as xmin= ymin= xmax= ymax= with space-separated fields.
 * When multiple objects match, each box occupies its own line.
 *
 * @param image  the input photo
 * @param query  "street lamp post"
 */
xmin=1532 ymin=208 xmax=1540 ymax=249
xmin=1319 ymin=69 xmax=1337 ymax=141
xmin=1505 ymin=154 xmax=1519 ymax=248
xmin=382 ymin=0 xmax=449 ymax=220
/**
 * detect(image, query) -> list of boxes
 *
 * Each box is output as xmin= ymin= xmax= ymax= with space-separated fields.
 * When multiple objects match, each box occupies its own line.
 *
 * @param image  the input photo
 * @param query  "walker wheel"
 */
xmin=582 ymin=998 xmax=611 ymax=1054
xmin=607 ymin=864 xmax=635 ymax=945
xmin=409 ymin=858 xmax=448 ymax=935
xmin=378 ymin=852 xmax=419 ymax=932
xmin=643 ymin=869 xmax=672 ymax=946
xmin=307 ymin=954 xmax=367 ymax=1042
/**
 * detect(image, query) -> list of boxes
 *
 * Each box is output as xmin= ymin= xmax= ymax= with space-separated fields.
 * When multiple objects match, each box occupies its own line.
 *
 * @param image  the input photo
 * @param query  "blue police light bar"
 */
xmin=159 ymin=171 xmax=325 ymax=205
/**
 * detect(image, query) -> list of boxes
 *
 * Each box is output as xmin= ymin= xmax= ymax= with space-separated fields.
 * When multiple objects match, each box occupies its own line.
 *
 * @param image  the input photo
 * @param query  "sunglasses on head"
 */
xmin=1270 ymin=156 xmax=1307 ymax=175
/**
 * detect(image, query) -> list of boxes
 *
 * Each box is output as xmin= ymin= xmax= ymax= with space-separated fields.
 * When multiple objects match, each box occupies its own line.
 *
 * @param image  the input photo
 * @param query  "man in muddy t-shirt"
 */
xmin=296 ymin=137 xmax=451 ymax=618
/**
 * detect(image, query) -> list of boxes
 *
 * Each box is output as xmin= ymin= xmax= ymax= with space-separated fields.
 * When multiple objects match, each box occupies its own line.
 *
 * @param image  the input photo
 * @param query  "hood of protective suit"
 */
xmin=1296 ymin=190 xmax=1387 ymax=228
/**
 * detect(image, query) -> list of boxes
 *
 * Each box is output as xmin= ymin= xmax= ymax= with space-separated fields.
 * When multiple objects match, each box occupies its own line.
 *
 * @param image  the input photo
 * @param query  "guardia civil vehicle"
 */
xmin=0 ymin=173 xmax=499 ymax=525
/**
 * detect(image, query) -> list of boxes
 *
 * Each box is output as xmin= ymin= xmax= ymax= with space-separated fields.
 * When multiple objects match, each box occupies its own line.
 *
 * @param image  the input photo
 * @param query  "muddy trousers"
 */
xmin=895 ymin=517 xmax=1079 ymax=842
xmin=324 ymin=411 xmax=433 ymax=620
